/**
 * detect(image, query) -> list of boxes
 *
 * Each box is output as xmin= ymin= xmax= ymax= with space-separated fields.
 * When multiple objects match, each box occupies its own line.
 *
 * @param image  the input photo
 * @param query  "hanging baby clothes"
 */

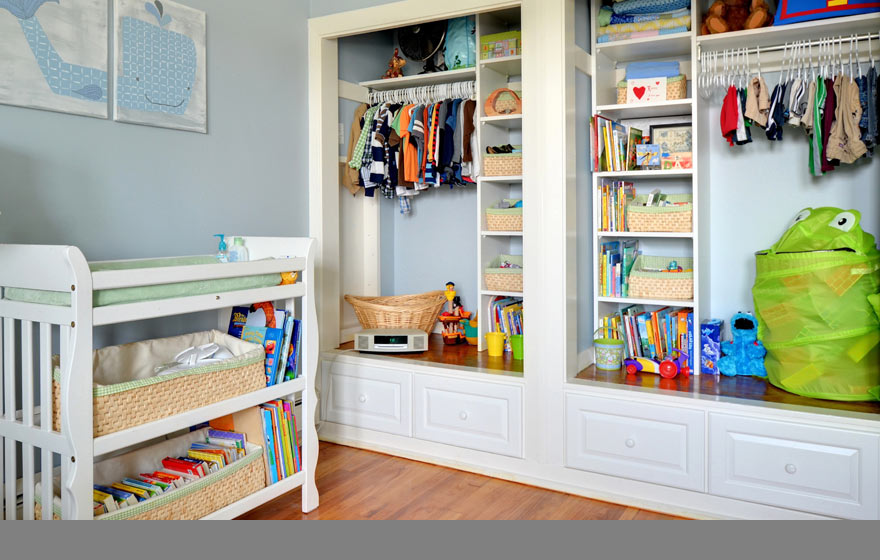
xmin=343 ymin=103 xmax=370 ymax=195
xmin=736 ymin=85 xmax=752 ymax=145
xmin=787 ymin=76 xmax=806 ymax=126
xmin=860 ymin=66 xmax=877 ymax=153
xmin=827 ymin=76 xmax=867 ymax=164
xmin=765 ymin=82 xmax=787 ymax=140
xmin=721 ymin=85 xmax=740 ymax=146
xmin=820 ymin=76 xmax=837 ymax=172
xmin=809 ymin=77 xmax=827 ymax=177
xmin=745 ymin=76 xmax=771 ymax=127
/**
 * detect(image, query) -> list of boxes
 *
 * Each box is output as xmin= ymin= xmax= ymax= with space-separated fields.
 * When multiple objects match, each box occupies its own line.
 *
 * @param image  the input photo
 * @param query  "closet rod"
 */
xmin=367 ymin=80 xmax=476 ymax=105
xmin=698 ymin=31 xmax=880 ymax=57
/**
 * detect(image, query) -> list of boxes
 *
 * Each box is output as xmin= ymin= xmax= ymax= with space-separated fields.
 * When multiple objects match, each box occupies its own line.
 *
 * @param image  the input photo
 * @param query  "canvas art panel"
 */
xmin=114 ymin=0 xmax=207 ymax=133
xmin=0 ymin=0 xmax=109 ymax=118
xmin=650 ymin=123 xmax=692 ymax=155
xmin=626 ymin=78 xmax=666 ymax=104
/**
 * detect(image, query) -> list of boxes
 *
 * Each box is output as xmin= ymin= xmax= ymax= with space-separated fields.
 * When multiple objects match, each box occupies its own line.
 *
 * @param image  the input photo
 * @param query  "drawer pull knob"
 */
xmin=785 ymin=464 xmax=797 ymax=475
xmin=358 ymin=394 xmax=367 ymax=403
xmin=625 ymin=439 xmax=636 ymax=449
xmin=459 ymin=411 xmax=469 ymax=421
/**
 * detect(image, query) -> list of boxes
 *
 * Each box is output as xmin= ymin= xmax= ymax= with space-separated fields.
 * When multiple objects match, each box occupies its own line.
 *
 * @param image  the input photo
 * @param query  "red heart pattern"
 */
xmin=633 ymin=86 xmax=646 ymax=100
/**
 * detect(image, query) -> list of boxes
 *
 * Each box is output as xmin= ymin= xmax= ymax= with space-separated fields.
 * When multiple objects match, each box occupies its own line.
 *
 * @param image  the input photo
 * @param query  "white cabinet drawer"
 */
xmin=709 ymin=414 xmax=879 ymax=519
xmin=565 ymin=393 xmax=705 ymax=491
xmin=322 ymin=361 xmax=412 ymax=436
xmin=413 ymin=375 xmax=523 ymax=458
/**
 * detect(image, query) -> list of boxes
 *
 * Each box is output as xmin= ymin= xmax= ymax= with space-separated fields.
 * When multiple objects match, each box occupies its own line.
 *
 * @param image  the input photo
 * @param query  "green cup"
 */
xmin=510 ymin=334 xmax=524 ymax=360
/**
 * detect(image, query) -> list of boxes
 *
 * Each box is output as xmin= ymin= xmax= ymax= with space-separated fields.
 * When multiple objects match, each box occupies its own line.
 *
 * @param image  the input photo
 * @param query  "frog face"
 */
xmin=770 ymin=207 xmax=879 ymax=256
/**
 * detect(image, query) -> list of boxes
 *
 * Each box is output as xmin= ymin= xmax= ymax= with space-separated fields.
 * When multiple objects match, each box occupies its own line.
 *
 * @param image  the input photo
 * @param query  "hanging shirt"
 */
xmin=735 ymin=87 xmax=751 ymax=145
xmin=720 ymin=86 xmax=739 ymax=146
xmin=765 ymin=82 xmax=787 ymax=141
xmin=809 ymin=77 xmax=827 ymax=176
xmin=827 ymin=76 xmax=867 ymax=164
xmin=801 ymin=80 xmax=817 ymax=133
xmin=787 ymin=77 xmax=806 ymax=126
xmin=861 ymin=67 xmax=877 ymax=153
xmin=744 ymin=76 xmax=770 ymax=127
xmin=821 ymin=77 xmax=837 ymax=172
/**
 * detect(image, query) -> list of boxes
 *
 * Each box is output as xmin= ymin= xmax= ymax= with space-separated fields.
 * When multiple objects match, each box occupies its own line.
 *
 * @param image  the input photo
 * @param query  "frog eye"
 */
xmin=829 ymin=211 xmax=857 ymax=232
xmin=789 ymin=209 xmax=811 ymax=228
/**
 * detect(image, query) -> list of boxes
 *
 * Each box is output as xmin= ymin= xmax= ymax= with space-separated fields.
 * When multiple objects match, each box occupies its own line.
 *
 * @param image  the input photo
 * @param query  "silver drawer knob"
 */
xmin=459 ymin=411 xmax=468 ymax=421
xmin=358 ymin=394 xmax=367 ymax=403
xmin=625 ymin=439 xmax=636 ymax=448
xmin=785 ymin=464 xmax=797 ymax=474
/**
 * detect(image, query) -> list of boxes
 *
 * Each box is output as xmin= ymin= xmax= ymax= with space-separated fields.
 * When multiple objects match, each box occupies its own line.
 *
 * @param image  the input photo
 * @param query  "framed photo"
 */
xmin=649 ymin=123 xmax=692 ymax=155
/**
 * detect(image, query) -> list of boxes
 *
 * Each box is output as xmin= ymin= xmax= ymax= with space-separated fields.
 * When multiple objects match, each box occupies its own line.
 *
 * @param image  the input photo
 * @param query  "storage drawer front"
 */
xmin=414 ymin=375 xmax=523 ymax=458
xmin=565 ymin=394 xmax=705 ymax=491
xmin=322 ymin=362 xmax=412 ymax=436
xmin=709 ymin=414 xmax=879 ymax=519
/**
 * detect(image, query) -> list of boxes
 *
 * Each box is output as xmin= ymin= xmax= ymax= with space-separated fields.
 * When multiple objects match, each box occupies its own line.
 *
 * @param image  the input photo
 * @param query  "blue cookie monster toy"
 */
xmin=717 ymin=312 xmax=767 ymax=378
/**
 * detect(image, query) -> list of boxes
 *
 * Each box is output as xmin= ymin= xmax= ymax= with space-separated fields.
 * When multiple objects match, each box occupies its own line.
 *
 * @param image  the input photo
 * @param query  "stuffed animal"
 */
xmin=717 ymin=312 xmax=768 ymax=378
xmin=382 ymin=48 xmax=406 ymax=79
xmin=701 ymin=0 xmax=774 ymax=35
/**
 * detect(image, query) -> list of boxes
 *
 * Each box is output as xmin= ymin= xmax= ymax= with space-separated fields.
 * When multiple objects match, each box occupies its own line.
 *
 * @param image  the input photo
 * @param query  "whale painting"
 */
xmin=114 ymin=0 xmax=207 ymax=133
xmin=0 ymin=0 xmax=109 ymax=118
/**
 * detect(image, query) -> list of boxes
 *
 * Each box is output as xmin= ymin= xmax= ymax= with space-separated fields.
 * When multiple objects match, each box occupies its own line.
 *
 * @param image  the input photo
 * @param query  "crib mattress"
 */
xmin=4 ymin=256 xmax=281 ymax=308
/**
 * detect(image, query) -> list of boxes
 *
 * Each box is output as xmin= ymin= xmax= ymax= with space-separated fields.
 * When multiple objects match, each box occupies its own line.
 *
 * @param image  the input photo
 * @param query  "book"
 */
xmin=260 ymin=407 xmax=279 ymax=485
xmin=161 ymin=457 xmax=204 ymax=477
xmin=111 ymin=482 xmax=150 ymax=502
xmin=281 ymin=401 xmax=298 ymax=474
xmin=242 ymin=325 xmax=285 ymax=386
xmin=94 ymin=484 xmax=138 ymax=507
xmin=138 ymin=474 xmax=174 ymax=491
xmin=274 ymin=401 xmax=295 ymax=479
xmin=227 ymin=306 xmax=250 ymax=338
xmin=626 ymin=127 xmax=643 ymax=171
xmin=276 ymin=312 xmax=295 ymax=385
xmin=207 ymin=429 xmax=246 ymax=450
xmin=286 ymin=319 xmax=303 ymax=380
xmin=121 ymin=478 xmax=163 ymax=497
xmin=93 ymin=489 xmax=119 ymax=512
xmin=265 ymin=403 xmax=287 ymax=479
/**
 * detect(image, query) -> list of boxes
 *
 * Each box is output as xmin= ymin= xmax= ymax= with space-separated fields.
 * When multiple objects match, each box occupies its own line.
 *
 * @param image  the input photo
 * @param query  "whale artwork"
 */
xmin=0 ymin=0 xmax=109 ymax=118
xmin=113 ymin=0 xmax=207 ymax=132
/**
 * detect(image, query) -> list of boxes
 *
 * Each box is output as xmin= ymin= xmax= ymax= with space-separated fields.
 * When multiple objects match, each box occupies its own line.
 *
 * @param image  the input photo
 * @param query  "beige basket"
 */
xmin=616 ymin=75 xmax=687 ymax=104
xmin=627 ymin=194 xmax=693 ymax=233
xmin=628 ymin=255 xmax=694 ymax=301
xmin=345 ymin=291 xmax=447 ymax=334
xmin=486 ymin=199 xmax=523 ymax=231
xmin=485 ymin=254 xmax=523 ymax=293
xmin=484 ymin=146 xmax=523 ymax=176
xmin=52 ymin=331 xmax=266 ymax=438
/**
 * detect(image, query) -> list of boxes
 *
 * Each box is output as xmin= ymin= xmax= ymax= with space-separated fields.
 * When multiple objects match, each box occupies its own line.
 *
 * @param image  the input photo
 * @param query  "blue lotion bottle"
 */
xmin=214 ymin=234 xmax=228 ymax=263
xmin=228 ymin=237 xmax=249 ymax=262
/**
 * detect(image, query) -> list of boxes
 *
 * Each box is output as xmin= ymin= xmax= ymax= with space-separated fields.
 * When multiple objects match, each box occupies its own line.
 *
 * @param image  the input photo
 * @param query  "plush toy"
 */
xmin=717 ymin=312 xmax=768 ymax=378
xmin=701 ymin=0 xmax=774 ymax=35
xmin=382 ymin=48 xmax=406 ymax=79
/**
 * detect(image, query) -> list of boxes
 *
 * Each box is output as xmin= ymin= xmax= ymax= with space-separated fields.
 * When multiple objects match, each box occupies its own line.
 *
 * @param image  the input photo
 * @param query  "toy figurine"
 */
xmin=444 ymin=282 xmax=456 ymax=314
xmin=717 ymin=312 xmax=767 ymax=378
xmin=439 ymin=283 xmax=471 ymax=345
xmin=382 ymin=48 xmax=406 ymax=80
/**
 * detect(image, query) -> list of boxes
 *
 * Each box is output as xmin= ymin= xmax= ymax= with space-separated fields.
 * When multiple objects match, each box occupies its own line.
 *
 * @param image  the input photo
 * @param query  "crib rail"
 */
xmin=0 ymin=245 xmax=93 ymax=520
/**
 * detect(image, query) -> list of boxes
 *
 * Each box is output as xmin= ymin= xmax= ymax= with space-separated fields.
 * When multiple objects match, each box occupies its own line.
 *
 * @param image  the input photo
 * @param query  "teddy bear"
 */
xmin=717 ymin=312 xmax=768 ymax=378
xmin=382 ymin=48 xmax=406 ymax=80
xmin=701 ymin=0 xmax=774 ymax=35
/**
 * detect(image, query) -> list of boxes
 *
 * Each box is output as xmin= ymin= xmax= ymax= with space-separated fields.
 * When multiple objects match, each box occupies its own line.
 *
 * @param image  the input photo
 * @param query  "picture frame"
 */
xmin=649 ymin=123 xmax=692 ymax=155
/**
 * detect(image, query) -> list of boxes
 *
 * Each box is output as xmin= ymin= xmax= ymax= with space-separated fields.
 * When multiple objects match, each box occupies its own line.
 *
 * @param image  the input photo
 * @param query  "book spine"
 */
xmin=260 ymin=408 xmax=279 ymax=485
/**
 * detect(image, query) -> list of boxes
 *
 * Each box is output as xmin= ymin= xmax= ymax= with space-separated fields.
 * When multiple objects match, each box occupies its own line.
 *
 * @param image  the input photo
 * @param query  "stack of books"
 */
xmin=228 ymin=304 xmax=304 ymax=386
xmin=606 ymin=306 xmax=694 ymax=370
xmin=598 ymin=180 xmax=635 ymax=232
xmin=599 ymin=240 xmax=640 ymax=298
xmin=259 ymin=400 xmax=301 ymax=485
xmin=488 ymin=296 xmax=523 ymax=352
xmin=590 ymin=116 xmax=642 ymax=172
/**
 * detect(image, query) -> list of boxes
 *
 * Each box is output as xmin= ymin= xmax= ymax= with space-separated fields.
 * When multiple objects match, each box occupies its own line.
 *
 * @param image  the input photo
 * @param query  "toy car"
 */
xmin=624 ymin=349 xmax=690 ymax=379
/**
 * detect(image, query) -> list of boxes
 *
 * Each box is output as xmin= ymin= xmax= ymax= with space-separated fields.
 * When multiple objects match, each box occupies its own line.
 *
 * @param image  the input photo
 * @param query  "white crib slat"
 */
xmin=40 ymin=324 xmax=54 ymax=518
xmin=59 ymin=325 xmax=71 ymax=520
xmin=21 ymin=321 xmax=34 ymax=520
xmin=4 ymin=318 xmax=16 ymax=519
xmin=0 ymin=318 xmax=3 ymax=519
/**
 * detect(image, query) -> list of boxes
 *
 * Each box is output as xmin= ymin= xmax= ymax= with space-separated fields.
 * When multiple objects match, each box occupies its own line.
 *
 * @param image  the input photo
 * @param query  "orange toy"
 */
xmin=701 ymin=0 xmax=773 ymax=35
xmin=251 ymin=301 xmax=276 ymax=328
xmin=382 ymin=48 xmax=406 ymax=79
xmin=438 ymin=285 xmax=471 ymax=345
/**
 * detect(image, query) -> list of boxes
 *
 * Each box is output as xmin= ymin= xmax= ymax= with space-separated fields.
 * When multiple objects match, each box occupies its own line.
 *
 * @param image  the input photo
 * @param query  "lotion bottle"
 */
xmin=228 ymin=237 xmax=249 ymax=262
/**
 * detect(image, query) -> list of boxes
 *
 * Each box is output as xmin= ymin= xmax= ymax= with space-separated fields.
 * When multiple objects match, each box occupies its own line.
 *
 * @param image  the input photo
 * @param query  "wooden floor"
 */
xmin=238 ymin=442 xmax=685 ymax=520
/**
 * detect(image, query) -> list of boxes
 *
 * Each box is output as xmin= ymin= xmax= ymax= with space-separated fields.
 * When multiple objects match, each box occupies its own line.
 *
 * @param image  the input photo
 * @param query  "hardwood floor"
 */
xmin=238 ymin=442 xmax=686 ymax=520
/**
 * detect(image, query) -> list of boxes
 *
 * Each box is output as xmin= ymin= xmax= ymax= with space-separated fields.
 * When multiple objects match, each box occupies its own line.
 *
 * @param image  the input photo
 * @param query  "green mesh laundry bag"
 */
xmin=752 ymin=208 xmax=880 ymax=401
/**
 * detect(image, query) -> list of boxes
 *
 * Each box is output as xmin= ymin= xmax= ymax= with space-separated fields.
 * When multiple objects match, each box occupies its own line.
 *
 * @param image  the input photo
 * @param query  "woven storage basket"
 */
xmin=628 ymin=255 xmax=694 ymax=301
xmin=484 ymin=146 xmax=523 ymax=176
xmin=485 ymin=199 xmax=523 ymax=231
xmin=345 ymin=291 xmax=447 ymax=334
xmin=616 ymin=75 xmax=687 ymax=104
xmin=627 ymin=194 xmax=693 ymax=233
xmin=485 ymin=254 xmax=523 ymax=293
xmin=35 ymin=429 xmax=266 ymax=520
xmin=52 ymin=331 xmax=265 ymax=437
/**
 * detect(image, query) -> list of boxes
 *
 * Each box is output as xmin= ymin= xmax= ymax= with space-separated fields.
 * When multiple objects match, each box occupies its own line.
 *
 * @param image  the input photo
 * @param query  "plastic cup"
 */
xmin=510 ymin=334 xmax=524 ymax=360
xmin=485 ymin=332 xmax=506 ymax=357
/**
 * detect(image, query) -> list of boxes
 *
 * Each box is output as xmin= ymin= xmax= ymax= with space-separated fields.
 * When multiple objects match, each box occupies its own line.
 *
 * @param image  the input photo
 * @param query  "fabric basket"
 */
xmin=484 ymin=146 xmax=523 ymax=176
xmin=485 ymin=199 xmax=523 ymax=231
xmin=52 ymin=331 xmax=266 ymax=437
xmin=35 ymin=428 xmax=266 ymax=520
xmin=617 ymin=74 xmax=687 ymax=104
xmin=345 ymin=291 xmax=447 ymax=334
xmin=628 ymin=255 xmax=694 ymax=300
xmin=485 ymin=254 xmax=524 ymax=293
xmin=627 ymin=194 xmax=693 ymax=232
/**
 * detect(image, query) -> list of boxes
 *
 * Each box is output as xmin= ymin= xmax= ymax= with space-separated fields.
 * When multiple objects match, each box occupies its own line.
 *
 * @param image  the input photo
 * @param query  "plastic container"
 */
xmin=510 ymin=334 xmax=524 ymax=360
xmin=593 ymin=327 xmax=625 ymax=371
xmin=228 ymin=237 xmax=249 ymax=262
xmin=485 ymin=332 xmax=506 ymax=357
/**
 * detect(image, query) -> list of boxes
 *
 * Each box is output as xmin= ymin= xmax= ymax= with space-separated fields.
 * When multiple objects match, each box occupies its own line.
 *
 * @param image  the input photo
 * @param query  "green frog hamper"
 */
xmin=752 ymin=207 xmax=880 ymax=401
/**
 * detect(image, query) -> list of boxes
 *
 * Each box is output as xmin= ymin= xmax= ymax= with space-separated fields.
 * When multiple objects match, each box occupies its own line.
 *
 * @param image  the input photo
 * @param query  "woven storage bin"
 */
xmin=345 ymin=291 xmax=447 ymax=334
xmin=485 ymin=254 xmax=523 ymax=293
xmin=616 ymin=75 xmax=687 ymax=104
xmin=484 ymin=146 xmax=523 ymax=176
xmin=35 ymin=429 xmax=266 ymax=520
xmin=485 ymin=199 xmax=523 ymax=231
xmin=52 ymin=330 xmax=265 ymax=437
xmin=628 ymin=255 xmax=694 ymax=300
xmin=627 ymin=194 xmax=693 ymax=233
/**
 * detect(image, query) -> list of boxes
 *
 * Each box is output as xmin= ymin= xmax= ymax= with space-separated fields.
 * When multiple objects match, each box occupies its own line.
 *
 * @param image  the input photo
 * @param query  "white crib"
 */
xmin=0 ymin=236 xmax=319 ymax=519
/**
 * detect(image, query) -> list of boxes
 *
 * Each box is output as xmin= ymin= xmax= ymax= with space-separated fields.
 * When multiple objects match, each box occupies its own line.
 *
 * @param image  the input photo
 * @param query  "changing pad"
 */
xmin=3 ymin=255 xmax=281 ymax=308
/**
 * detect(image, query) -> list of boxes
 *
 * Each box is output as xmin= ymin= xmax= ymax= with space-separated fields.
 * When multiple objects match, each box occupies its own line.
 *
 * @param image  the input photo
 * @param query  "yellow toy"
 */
xmin=439 ymin=282 xmax=471 ymax=345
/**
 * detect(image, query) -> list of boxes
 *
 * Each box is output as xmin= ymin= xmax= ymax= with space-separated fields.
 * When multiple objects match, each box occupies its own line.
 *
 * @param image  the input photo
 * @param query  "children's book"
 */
xmin=260 ymin=407 xmax=279 ymax=485
xmin=626 ymin=127 xmax=643 ymax=171
xmin=93 ymin=489 xmax=119 ymax=512
xmin=242 ymin=325 xmax=285 ymax=386
xmin=227 ymin=306 xmax=250 ymax=338
xmin=121 ymin=478 xmax=162 ymax=497
xmin=94 ymin=484 xmax=138 ymax=507
xmin=111 ymin=482 xmax=149 ymax=502
xmin=207 ymin=429 xmax=246 ymax=450
xmin=286 ymin=319 xmax=303 ymax=380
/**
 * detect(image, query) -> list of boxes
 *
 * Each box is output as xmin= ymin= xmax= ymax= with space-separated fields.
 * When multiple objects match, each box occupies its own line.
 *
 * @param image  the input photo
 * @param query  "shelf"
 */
xmin=595 ymin=99 xmax=693 ymax=120
xmin=479 ymin=175 xmax=523 ymax=183
xmin=479 ymin=55 xmax=522 ymax=76
xmin=598 ymin=296 xmax=694 ymax=307
xmin=597 ymin=231 xmax=693 ymax=239
xmin=695 ymin=13 xmax=880 ymax=52
xmin=480 ymin=114 xmax=522 ymax=128
xmin=91 ymin=257 xmax=305 ymax=290
xmin=596 ymin=32 xmax=692 ymax=63
xmin=358 ymin=67 xmax=476 ymax=91
xmin=482 ymin=290 xmax=524 ymax=298
xmin=595 ymin=169 xmax=692 ymax=179
xmin=201 ymin=471 xmax=304 ymax=520
xmin=93 ymin=377 xmax=306 ymax=457
xmin=482 ymin=231 xmax=523 ymax=237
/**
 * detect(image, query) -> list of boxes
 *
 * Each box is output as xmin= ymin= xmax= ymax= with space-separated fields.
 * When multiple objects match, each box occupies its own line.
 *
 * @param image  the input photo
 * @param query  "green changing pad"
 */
xmin=4 ymin=256 xmax=281 ymax=308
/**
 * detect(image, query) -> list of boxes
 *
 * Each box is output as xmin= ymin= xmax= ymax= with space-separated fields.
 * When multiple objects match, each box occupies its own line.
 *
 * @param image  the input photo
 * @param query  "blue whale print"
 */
xmin=1 ymin=0 xmax=197 ymax=114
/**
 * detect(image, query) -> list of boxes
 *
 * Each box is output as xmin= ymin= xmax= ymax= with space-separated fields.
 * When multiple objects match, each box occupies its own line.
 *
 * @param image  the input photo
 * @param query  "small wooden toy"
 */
xmin=624 ymin=349 xmax=690 ymax=379
xmin=382 ymin=48 xmax=406 ymax=79
xmin=439 ymin=284 xmax=472 ymax=345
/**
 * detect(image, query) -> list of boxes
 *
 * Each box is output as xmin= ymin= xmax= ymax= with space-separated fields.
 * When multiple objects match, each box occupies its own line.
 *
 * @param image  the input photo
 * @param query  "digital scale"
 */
xmin=354 ymin=329 xmax=428 ymax=353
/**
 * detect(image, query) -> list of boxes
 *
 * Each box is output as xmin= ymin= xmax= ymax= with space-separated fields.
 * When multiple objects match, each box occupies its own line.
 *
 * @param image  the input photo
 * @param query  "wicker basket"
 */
xmin=484 ymin=146 xmax=523 ymax=176
xmin=616 ymin=75 xmax=687 ymax=104
xmin=627 ymin=194 xmax=693 ymax=233
xmin=485 ymin=254 xmax=523 ymax=293
xmin=628 ymin=255 xmax=694 ymax=301
xmin=486 ymin=199 xmax=523 ymax=231
xmin=345 ymin=291 xmax=447 ymax=334
xmin=52 ymin=331 xmax=266 ymax=438
xmin=35 ymin=429 xmax=266 ymax=520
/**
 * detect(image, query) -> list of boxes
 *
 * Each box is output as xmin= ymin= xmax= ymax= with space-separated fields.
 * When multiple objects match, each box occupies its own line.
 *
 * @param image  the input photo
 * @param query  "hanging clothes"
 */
xmin=721 ymin=85 xmax=740 ymax=146
xmin=343 ymin=103 xmax=369 ymax=195
xmin=820 ymin=76 xmax=837 ymax=172
xmin=744 ymin=76 xmax=771 ymax=127
xmin=827 ymin=76 xmax=867 ymax=164
xmin=809 ymin=77 xmax=827 ymax=177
